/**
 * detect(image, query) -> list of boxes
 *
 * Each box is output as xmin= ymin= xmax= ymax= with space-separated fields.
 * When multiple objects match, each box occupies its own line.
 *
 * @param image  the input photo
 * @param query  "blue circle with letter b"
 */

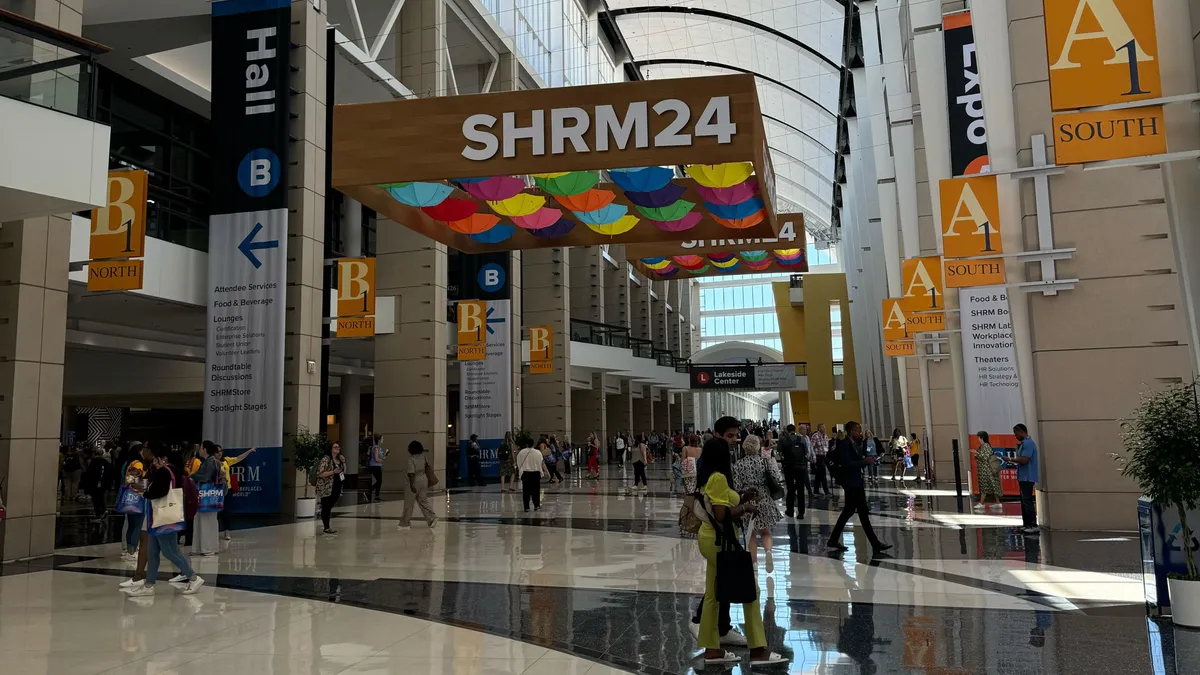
xmin=238 ymin=148 xmax=281 ymax=197
xmin=478 ymin=263 xmax=505 ymax=293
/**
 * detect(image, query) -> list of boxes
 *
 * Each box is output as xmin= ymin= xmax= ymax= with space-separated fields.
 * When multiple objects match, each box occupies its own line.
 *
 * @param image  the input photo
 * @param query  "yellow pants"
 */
xmin=698 ymin=536 xmax=766 ymax=650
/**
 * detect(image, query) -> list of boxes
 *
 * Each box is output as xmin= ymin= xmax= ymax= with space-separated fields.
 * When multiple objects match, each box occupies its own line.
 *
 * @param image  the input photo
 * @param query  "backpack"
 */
xmin=180 ymin=472 xmax=199 ymax=521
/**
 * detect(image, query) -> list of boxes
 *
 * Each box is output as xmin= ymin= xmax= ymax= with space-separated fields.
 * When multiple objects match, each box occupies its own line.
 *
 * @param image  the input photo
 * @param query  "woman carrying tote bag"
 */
xmin=695 ymin=438 xmax=785 ymax=667
xmin=123 ymin=447 xmax=204 ymax=597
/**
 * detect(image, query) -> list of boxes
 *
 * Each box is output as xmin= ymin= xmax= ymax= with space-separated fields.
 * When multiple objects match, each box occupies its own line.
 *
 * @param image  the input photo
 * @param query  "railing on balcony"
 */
xmin=569 ymin=318 xmax=631 ymax=349
xmin=629 ymin=337 xmax=653 ymax=360
xmin=0 ymin=8 xmax=108 ymax=118
xmin=652 ymin=348 xmax=676 ymax=368
xmin=833 ymin=361 xmax=845 ymax=377
xmin=789 ymin=274 xmax=804 ymax=289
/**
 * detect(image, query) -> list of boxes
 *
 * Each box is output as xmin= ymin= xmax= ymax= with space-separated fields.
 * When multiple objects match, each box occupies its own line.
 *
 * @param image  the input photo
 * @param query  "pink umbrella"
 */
xmin=648 ymin=212 xmax=703 ymax=232
xmin=694 ymin=179 xmax=759 ymax=206
xmin=462 ymin=176 xmax=526 ymax=201
xmin=511 ymin=207 xmax=563 ymax=230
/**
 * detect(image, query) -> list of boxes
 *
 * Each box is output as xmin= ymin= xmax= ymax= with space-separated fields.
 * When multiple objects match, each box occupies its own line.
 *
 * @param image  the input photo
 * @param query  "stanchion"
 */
xmin=952 ymin=439 xmax=965 ymax=513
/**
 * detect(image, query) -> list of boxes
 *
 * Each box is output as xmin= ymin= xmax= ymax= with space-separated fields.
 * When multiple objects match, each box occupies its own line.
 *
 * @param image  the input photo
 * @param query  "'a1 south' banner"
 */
xmin=204 ymin=0 xmax=292 ymax=513
xmin=943 ymin=12 xmax=989 ymax=176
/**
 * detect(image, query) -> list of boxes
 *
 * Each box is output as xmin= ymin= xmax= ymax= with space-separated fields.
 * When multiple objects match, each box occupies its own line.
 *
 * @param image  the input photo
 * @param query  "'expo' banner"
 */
xmin=943 ymin=12 xmax=989 ymax=175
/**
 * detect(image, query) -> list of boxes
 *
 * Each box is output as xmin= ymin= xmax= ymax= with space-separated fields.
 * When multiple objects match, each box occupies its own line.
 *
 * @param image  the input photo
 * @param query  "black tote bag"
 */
xmin=713 ymin=503 xmax=758 ymax=604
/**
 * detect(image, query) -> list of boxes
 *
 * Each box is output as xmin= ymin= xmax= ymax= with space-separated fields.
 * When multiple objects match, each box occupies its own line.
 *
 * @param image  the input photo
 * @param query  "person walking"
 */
xmin=516 ymin=440 xmax=548 ymax=512
xmin=466 ymin=434 xmax=484 ymax=487
xmin=116 ymin=443 xmax=147 ymax=561
xmin=862 ymin=431 xmax=880 ymax=483
xmin=190 ymin=442 xmax=222 ymax=554
xmin=680 ymin=434 xmax=702 ymax=494
xmin=117 ymin=444 xmax=154 ymax=592
xmin=539 ymin=440 xmax=563 ymax=484
xmin=315 ymin=442 xmax=347 ymax=535
xmin=62 ymin=447 xmax=83 ymax=502
xmin=733 ymin=435 xmax=784 ymax=570
xmin=826 ymin=422 xmax=891 ymax=556
xmin=614 ymin=433 xmax=626 ymax=468
xmin=398 ymin=440 xmax=438 ymax=529
xmin=909 ymin=431 xmax=922 ymax=481
xmin=124 ymin=447 xmax=204 ymax=597
xmin=889 ymin=429 xmax=909 ymax=480
xmin=694 ymin=437 xmax=785 ymax=667
xmin=367 ymin=434 xmax=387 ymax=501
xmin=1011 ymin=424 xmax=1039 ymax=534
xmin=974 ymin=431 xmax=1003 ymax=510
xmin=777 ymin=424 xmax=810 ymax=519
xmin=83 ymin=446 xmax=115 ymax=522
xmin=809 ymin=424 xmax=831 ymax=496
xmin=630 ymin=435 xmax=650 ymax=491
xmin=499 ymin=432 xmax=517 ymax=493
xmin=586 ymin=434 xmax=601 ymax=479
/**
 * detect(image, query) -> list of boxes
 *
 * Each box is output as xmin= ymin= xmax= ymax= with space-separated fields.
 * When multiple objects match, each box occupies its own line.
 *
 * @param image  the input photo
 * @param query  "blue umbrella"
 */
xmin=573 ymin=203 xmax=628 ymax=225
xmin=608 ymin=166 xmax=674 ymax=193
xmin=387 ymin=182 xmax=454 ymax=207
xmin=469 ymin=224 xmax=516 ymax=243
xmin=705 ymin=197 xmax=764 ymax=220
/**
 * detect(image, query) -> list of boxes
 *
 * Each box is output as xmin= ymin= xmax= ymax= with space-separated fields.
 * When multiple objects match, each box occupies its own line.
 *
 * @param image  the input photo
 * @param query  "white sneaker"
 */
xmin=397 ymin=524 xmax=411 ymax=530
xmin=118 ymin=578 xmax=144 ymax=590
xmin=124 ymin=585 xmax=155 ymax=597
xmin=720 ymin=628 xmax=748 ymax=646
xmin=182 ymin=577 xmax=205 ymax=595
xmin=169 ymin=574 xmax=187 ymax=583
xmin=973 ymin=504 xmax=985 ymax=512
xmin=120 ymin=551 xmax=136 ymax=562
xmin=689 ymin=622 xmax=700 ymax=640
xmin=427 ymin=517 xmax=437 ymax=529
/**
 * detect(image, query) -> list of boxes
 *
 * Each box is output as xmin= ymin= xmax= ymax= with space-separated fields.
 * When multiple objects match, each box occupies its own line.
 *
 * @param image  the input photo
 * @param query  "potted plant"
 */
xmin=292 ymin=427 xmax=328 ymax=519
xmin=1115 ymin=381 xmax=1200 ymax=627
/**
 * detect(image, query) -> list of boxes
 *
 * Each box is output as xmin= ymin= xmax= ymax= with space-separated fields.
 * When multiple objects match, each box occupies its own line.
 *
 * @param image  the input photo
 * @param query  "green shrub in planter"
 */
xmin=292 ymin=427 xmax=329 ymax=500
xmin=1115 ymin=381 xmax=1200 ymax=580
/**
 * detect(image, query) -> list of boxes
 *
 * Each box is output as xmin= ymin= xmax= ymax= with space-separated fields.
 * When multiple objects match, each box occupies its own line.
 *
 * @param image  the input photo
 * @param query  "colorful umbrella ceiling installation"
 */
xmin=379 ymin=161 xmax=771 ymax=244
xmin=637 ymin=248 xmax=807 ymax=277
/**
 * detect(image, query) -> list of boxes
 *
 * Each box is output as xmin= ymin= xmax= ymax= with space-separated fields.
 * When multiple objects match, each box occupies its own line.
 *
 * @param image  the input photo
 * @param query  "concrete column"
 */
xmin=522 ymin=248 xmax=571 ymax=439
xmin=606 ymin=379 xmax=633 ymax=445
xmin=670 ymin=394 xmax=684 ymax=433
xmin=653 ymin=392 xmax=671 ymax=436
xmin=570 ymin=373 xmax=606 ymax=448
xmin=570 ymin=246 xmax=604 ymax=323
xmin=342 ymin=197 xmax=362 ymax=256
xmin=339 ymin=375 xmax=361 ymax=473
xmin=0 ymin=0 xmax=77 ymax=560
xmin=632 ymin=384 xmax=654 ymax=436
xmin=374 ymin=223 xmax=448 ymax=487
xmin=281 ymin=0 xmax=329 ymax=511
xmin=631 ymin=274 xmax=650 ymax=340
xmin=604 ymin=247 xmax=630 ymax=328
xmin=489 ymin=51 xmax=523 ymax=430
xmin=652 ymin=281 xmax=668 ymax=349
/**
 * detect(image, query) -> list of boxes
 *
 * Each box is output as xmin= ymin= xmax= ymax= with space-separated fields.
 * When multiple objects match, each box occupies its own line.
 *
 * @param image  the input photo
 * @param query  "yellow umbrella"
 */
xmin=488 ymin=194 xmax=545 ymax=217
xmin=585 ymin=215 xmax=639 ymax=236
xmin=685 ymin=162 xmax=755 ymax=188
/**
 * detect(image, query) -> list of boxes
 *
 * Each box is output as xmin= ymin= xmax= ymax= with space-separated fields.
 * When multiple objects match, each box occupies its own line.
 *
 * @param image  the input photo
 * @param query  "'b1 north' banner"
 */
xmin=204 ymin=0 xmax=291 ymax=513
xmin=457 ymin=253 xmax=511 ymax=479
xmin=943 ymin=12 xmax=989 ymax=175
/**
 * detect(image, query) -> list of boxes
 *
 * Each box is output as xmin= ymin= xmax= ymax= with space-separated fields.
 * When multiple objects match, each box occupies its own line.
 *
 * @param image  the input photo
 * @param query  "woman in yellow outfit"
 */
xmin=696 ymin=438 xmax=786 ymax=667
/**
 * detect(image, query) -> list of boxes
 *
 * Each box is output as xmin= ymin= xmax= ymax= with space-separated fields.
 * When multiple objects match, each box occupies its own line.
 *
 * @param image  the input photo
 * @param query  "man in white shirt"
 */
xmin=614 ymin=434 xmax=626 ymax=467
xmin=515 ymin=444 xmax=548 ymax=512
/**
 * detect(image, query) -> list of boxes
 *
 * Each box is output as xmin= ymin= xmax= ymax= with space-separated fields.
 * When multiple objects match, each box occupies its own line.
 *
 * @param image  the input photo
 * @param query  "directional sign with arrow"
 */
xmin=239 ymin=222 xmax=280 ymax=269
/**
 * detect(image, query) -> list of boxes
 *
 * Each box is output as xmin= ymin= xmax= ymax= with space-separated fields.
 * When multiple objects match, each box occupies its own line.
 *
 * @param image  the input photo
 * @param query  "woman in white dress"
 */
xmin=732 ymin=435 xmax=784 ymax=569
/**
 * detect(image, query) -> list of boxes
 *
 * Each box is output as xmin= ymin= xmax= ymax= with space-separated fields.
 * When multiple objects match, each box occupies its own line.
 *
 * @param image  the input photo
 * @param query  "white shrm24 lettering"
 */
xmin=461 ymin=96 xmax=737 ymax=160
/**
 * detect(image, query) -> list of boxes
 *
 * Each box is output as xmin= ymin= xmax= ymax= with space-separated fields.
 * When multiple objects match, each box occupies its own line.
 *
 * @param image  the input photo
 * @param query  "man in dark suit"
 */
xmin=826 ymin=421 xmax=892 ymax=556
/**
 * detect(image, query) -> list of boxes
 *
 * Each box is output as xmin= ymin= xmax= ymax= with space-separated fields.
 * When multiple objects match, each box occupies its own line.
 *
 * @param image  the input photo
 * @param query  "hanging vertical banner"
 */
xmin=900 ymin=256 xmax=945 ymax=314
xmin=943 ymin=12 xmax=990 ymax=175
xmin=960 ymin=285 xmax=1025 ymax=496
xmin=203 ymin=0 xmax=291 ymax=513
xmin=1043 ymin=0 xmax=1160 ymax=111
xmin=458 ymin=254 xmax=512 ymax=478
xmin=939 ymin=175 xmax=1007 ymax=288
xmin=529 ymin=325 xmax=553 ymax=374
xmin=336 ymin=257 xmax=375 ymax=337
xmin=882 ymin=299 xmax=910 ymax=341
xmin=88 ymin=169 xmax=148 ymax=291
xmin=457 ymin=301 xmax=487 ymax=361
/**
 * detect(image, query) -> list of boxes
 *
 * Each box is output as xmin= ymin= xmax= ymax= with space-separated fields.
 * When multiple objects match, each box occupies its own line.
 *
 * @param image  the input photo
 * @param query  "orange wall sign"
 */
xmin=1053 ymin=106 xmax=1166 ymax=164
xmin=90 ymin=169 xmax=148 ymax=260
xmin=885 ymin=340 xmax=915 ymax=357
xmin=939 ymin=176 xmax=1002 ymax=258
xmin=529 ymin=325 xmax=553 ymax=374
xmin=335 ymin=316 xmax=375 ymax=338
xmin=337 ymin=258 xmax=376 ymax=317
xmin=457 ymin=300 xmax=487 ymax=361
xmin=87 ymin=259 xmax=144 ymax=291
xmin=1044 ymin=0 xmax=1160 ymax=111
xmin=882 ymin=299 xmax=909 ymax=341
xmin=899 ymin=257 xmax=945 ymax=314
xmin=944 ymin=258 xmax=1006 ymax=288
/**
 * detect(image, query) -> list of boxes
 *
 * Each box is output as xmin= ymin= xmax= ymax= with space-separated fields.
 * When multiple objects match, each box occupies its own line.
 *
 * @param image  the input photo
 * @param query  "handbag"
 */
xmin=148 ymin=467 xmax=185 ymax=535
xmin=114 ymin=485 xmax=144 ymax=514
xmin=713 ymin=504 xmax=757 ymax=604
xmin=763 ymin=460 xmax=785 ymax=502
xmin=424 ymin=460 xmax=439 ymax=487
xmin=679 ymin=493 xmax=704 ymax=534
xmin=197 ymin=483 xmax=225 ymax=512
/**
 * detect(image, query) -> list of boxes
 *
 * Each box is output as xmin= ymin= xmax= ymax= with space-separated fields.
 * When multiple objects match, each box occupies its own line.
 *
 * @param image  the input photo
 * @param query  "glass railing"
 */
xmin=0 ymin=8 xmax=107 ymax=118
xmin=833 ymin=361 xmax=844 ymax=377
xmin=629 ymin=337 xmax=653 ymax=360
xmin=569 ymin=318 xmax=631 ymax=348
xmin=652 ymin=348 xmax=675 ymax=368
xmin=790 ymin=274 xmax=804 ymax=288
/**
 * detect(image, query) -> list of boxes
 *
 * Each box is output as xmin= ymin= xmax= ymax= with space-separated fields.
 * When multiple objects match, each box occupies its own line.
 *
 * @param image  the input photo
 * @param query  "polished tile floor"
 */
xmin=4 ymin=463 xmax=1191 ymax=674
